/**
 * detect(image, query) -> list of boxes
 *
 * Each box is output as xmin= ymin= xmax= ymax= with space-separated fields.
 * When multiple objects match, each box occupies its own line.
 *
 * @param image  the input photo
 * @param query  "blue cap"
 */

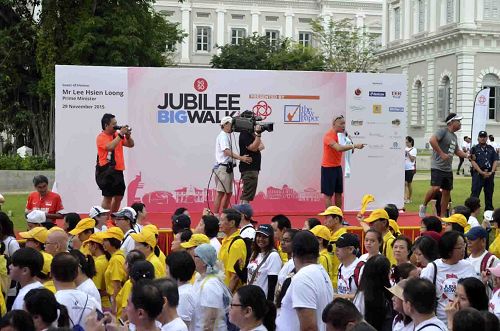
xmin=464 ymin=226 xmax=488 ymax=240
xmin=234 ymin=204 xmax=254 ymax=219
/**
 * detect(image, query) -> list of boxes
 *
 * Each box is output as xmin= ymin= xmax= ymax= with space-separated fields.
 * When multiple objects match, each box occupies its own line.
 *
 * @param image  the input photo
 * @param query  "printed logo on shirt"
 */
xmin=440 ymin=274 xmax=458 ymax=301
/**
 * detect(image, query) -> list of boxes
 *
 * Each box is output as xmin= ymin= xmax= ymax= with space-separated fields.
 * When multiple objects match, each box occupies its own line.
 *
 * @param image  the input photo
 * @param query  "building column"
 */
xmin=381 ymin=0 xmax=387 ymax=47
xmin=403 ymin=0 xmax=411 ymax=40
xmin=180 ymin=3 xmax=191 ymax=64
xmin=456 ymin=52 xmax=476 ymax=135
xmin=429 ymin=0 xmax=437 ymax=32
xmin=251 ymin=10 xmax=260 ymax=34
xmin=426 ymin=59 xmax=436 ymax=138
xmin=459 ymin=0 xmax=477 ymax=29
xmin=285 ymin=12 xmax=294 ymax=38
xmin=216 ymin=8 xmax=226 ymax=53
xmin=401 ymin=65 xmax=410 ymax=125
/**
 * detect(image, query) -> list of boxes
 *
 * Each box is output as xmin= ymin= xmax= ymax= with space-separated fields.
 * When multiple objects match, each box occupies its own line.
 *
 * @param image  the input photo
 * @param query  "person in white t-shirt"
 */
xmin=154 ymin=278 xmax=189 ymax=331
xmin=464 ymin=197 xmax=482 ymax=228
xmin=276 ymin=231 xmax=333 ymax=331
xmin=24 ymin=287 xmax=71 ymax=330
xmin=125 ymin=280 xmax=164 ymax=331
xmin=213 ymin=116 xmax=252 ymax=215
xmin=402 ymin=278 xmax=447 ymax=331
xmin=336 ymin=233 xmax=363 ymax=299
xmin=247 ymin=224 xmax=282 ymax=301
xmin=229 ymin=285 xmax=276 ymax=331
xmin=465 ymin=227 xmax=498 ymax=278
xmin=52 ymin=253 xmax=100 ymax=328
xmin=166 ymin=251 xmax=196 ymax=329
xmin=404 ymin=136 xmax=417 ymax=203
xmin=9 ymin=247 xmax=44 ymax=310
xmin=70 ymin=249 xmax=102 ymax=307
xmin=420 ymin=231 xmax=476 ymax=326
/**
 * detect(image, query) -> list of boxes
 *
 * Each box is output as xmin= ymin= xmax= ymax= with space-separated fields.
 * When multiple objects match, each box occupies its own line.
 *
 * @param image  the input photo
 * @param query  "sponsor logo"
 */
xmin=351 ymin=120 xmax=363 ymax=126
xmin=478 ymin=95 xmax=487 ymax=105
xmin=252 ymin=101 xmax=272 ymax=120
xmin=392 ymin=119 xmax=401 ymax=127
xmin=391 ymin=141 xmax=403 ymax=150
xmin=369 ymin=91 xmax=386 ymax=97
xmin=284 ymin=104 xmax=319 ymax=124
xmin=372 ymin=82 xmax=383 ymax=85
xmin=354 ymin=88 xmax=362 ymax=96
xmin=389 ymin=107 xmax=404 ymax=112
xmin=350 ymin=105 xmax=365 ymax=112
xmin=353 ymin=131 xmax=361 ymax=136
xmin=373 ymin=104 xmax=382 ymax=114
xmin=392 ymin=91 xmax=402 ymax=98
xmin=194 ymin=78 xmax=208 ymax=92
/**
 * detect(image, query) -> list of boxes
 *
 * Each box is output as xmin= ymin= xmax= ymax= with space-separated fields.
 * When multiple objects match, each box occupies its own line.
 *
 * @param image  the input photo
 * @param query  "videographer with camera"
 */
xmin=96 ymin=113 xmax=135 ymax=213
xmin=238 ymin=112 xmax=265 ymax=204
xmin=213 ymin=116 xmax=252 ymax=215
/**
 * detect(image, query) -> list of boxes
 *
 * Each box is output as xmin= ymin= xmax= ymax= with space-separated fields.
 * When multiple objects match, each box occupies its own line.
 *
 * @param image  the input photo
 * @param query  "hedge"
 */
xmin=0 ymin=155 xmax=55 ymax=170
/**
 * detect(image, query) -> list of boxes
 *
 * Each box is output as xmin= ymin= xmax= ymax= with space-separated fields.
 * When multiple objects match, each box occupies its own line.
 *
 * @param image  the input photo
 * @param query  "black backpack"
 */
xmin=229 ymin=235 xmax=252 ymax=283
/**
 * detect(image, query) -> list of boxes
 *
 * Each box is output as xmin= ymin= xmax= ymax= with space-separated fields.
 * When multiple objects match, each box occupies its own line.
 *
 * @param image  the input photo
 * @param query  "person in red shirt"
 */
xmin=96 ymin=113 xmax=135 ymax=213
xmin=321 ymin=116 xmax=364 ymax=208
xmin=25 ymin=175 xmax=64 ymax=221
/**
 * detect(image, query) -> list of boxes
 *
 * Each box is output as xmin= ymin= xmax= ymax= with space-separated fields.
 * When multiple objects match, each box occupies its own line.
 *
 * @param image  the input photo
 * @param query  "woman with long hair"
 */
xmin=101 ymin=227 xmax=127 ymax=315
xmin=69 ymin=249 xmax=100 ymax=304
xmin=24 ymin=288 xmax=70 ymax=330
xmin=445 ymin=277 xmax=489 ymax=327
xmin=247 ymin=224 xmax=282 ymax=301
xmin=229 ymin=285 xmax=277 ymax=331
xmin=359 ymin=229 xmax=382 ymax=262
xmin=353 ymin=254 xmax=394 ymax=331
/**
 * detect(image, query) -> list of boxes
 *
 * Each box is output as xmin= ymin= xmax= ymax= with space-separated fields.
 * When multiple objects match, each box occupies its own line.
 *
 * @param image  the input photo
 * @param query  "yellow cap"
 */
xmin=389 ymin=219 xmax=400 ymax=235
xmin=83 ymin=232 xmax=107 ymax=246
xmin=69 ymin=218 xmax=96 ymax=236
xmin=47 ymin=226 xmax=65 ymax=234
xmin=101 ymin=227 xmax=124 ymax=241
xmin=180 ymin=233 xmax=210 ymax=249
xmin=442 ymin=214 xmax=471 ymax=233
xmin=143 ymin=224 xmax=159 ymax=236
xmin=130 ymin=229 xmax=157 ymax=248
xmin=310 ymin=225 xmax=331 ymax=241
xmin=41 ymin=251 xmax=53 ymax=276
xmin=318 ymin=206 xmax=344 ymax=217
xmin=364 ymin=209 xmax=389 ymax=223
xmin=19 ymin=227 xmax=48 ymax=244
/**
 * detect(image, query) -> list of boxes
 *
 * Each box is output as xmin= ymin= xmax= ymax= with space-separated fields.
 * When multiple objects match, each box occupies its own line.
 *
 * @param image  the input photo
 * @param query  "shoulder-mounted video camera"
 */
xmin=232 ymin=111 xmax=274 ymax=134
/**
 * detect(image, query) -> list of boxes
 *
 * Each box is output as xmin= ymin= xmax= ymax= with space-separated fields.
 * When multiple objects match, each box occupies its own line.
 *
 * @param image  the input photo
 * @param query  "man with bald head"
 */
xmin=45 ymin=228 xmax=69 ymax=256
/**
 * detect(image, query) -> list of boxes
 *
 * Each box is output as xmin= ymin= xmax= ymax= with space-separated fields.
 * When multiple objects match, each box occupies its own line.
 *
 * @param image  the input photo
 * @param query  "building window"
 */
xmin=231 ymin=14 xmax=245 ymax=20
xmin=418 ymin=0 xmax=425 ymax=32
xmin=437 ymin=76 xmax=451 ymax=121
xmin=266 ymin=16 xmax=279 ymax=22
xmin=266 ymin=30 xmax=279 ymax=45
xmin=298 ymin=31 xmax=312 ymax=47
xmin=196 ymin=26 xmax=211 ymax=52
xmin=394 ymin=7 xmax=401 ymax=39
xmin=484 ymin=0 xmax=500 ymax=21
xmin=231 ymin=28 xmax=246 ymax=45
xmin=482 ymin=73 xmax=500 ymax=121
xmin=446 ymin=0 xmax=455 ymax=23
xmin=298 ymin=17 xmax=312 ymax=24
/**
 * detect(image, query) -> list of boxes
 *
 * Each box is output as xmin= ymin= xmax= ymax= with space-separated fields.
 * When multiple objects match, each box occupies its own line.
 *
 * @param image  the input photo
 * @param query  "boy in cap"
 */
xmin=336 ymin=233 xmax=363 ymax=298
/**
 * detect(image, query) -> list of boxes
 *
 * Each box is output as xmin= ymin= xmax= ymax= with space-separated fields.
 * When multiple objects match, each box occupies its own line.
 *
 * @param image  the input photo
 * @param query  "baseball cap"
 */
xmin=256 ymin=224 xmax=274 ymax=237
xmin=101 ymin=227 xmax=125 ymax=241
xmin=336 ymin=233 xmax=360 ymax=248
xmin=442 ymin=213 xmax=471 ymax=232
xmin=484 ymin=210 xmax=494 ymax=221
xmin=41 ymin=252 xmax=53 ymax=276
xmin=131 ymin=229 xmax=157 ymax=248
xmin=47 ymin=226 xmax=64 ymax=234
xmin=27 ymin=210 xmax=46 ymax=224
xmin=83 ymin=232 xmax=107 ymax=246
xmin=489 ymin=265 xmax=500 ymax=277
xmin=172 ymin=214 xmax=191 ymax=233
xmin=221 ymin=116 xmax=233 ymax=125
xmin=19 ymin=227 xmax=48 ymax=243
xmin=112 ymin=208 xmax=135 ymax=222
xmin=89 ymin=206 xmax=110 ymax=219
xmin=69 ymin=218 xmax=96 ymax=236
xmin=364 ymin=209 xmax=389 ymax=223
xmin=318 ymin=206 xmax=344 ymax=218
xmin=478 ymin=131 xmax=488 ymax=137
xmin=143 ymin=224 xmax=159 ymax=236
xmin=445 ymin=113 xmax=463 ymax=124
xmin=464 ymin=226 xmax=488 ymax=241
xmin=421 ymin=231 xmax=441 ymax=242
xmin=310 ymin=225 xmax=331 ymax=241
xmin=234 ymin=204 xmax=254 ymax=219
xmin=180 ymin=233 xmax=210 ymax=249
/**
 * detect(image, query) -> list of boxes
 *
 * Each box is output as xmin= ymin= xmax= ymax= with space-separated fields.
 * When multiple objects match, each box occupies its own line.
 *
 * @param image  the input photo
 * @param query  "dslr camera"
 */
xmin=232 ymin=110 xmax=274 ymax=134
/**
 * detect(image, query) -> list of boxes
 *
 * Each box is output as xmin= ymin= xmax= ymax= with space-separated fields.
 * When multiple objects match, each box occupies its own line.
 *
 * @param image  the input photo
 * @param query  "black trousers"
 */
xmin=471 ymin=170 xmax=495 ymax=210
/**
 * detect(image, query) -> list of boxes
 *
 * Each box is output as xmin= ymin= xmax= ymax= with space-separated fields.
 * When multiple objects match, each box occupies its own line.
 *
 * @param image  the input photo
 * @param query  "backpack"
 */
xmin=481 ymin=252 xmax=495 ymax=273
xmin=228 ymin=235 xmax=252 ymax=283
xmin=69 ymin=294 xmax=88 ymax=331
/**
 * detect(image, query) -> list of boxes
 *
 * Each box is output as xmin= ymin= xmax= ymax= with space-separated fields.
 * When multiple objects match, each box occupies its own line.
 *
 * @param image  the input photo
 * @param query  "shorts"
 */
xmin=240 ymin=171 xmax=259 ymax=201
xmin=101 ymin=170 xmax=126 ymax=197
xmin=430 ymin=169 xmax=453 ymax=191
xmin=405 ymin=170 xmax=415 ymax=183
xmin=215 ymin=165 xmax=233 ymax=193
xmin=321 ymin=166 xmax=343 ymax=196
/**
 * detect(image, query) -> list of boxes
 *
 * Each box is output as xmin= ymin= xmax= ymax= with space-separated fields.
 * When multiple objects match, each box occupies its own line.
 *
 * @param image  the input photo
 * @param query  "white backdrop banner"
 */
xmin=55 ymin=66 xmax=406 ymax=213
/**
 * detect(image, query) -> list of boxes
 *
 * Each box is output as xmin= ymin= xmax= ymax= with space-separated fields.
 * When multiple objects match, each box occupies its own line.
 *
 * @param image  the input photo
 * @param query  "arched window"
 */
xmin=482 ymin=73 xmax=500 ymax=121
xmin=438 ymin=76 xmax=451 ymax=121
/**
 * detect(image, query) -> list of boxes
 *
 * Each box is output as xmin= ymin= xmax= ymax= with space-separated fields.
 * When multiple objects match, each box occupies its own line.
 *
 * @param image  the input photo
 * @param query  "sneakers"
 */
xmin=418 ymin=204 xmax=427 ymax=218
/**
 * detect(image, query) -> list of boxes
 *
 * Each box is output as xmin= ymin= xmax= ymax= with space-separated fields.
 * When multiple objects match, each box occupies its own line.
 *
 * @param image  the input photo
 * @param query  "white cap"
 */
xmin=89 ymin=206 xmax=110 ymax=219
xmin=123 ymin=206 xmax=137 ymax=220
xmin=484 ymin=210 xmax=494 ymax=221
xmin=221 ymin=116 xmax=233 ymax=125
xmin=445 ymin=114 xmax=463 ymax=124
xmin=27 ymin=210 xmax=46 ymax=224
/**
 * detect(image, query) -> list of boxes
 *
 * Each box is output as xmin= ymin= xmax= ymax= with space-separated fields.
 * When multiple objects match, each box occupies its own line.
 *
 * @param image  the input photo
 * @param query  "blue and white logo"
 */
xmin=389 ymin=107 xmax=404 ymax=112
xmin=368 ymin=91 xmax=386 ymax=97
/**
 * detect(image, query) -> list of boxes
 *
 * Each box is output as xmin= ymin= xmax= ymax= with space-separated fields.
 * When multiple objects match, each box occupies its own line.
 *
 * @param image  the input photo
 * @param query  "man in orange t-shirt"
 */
xmin=96 ymin=113 xmax=135 ymax=213
xmin=321 ymin=115 xmax=364 ymax=208
xmin=25 ymin=175 xmax=64 ymax=221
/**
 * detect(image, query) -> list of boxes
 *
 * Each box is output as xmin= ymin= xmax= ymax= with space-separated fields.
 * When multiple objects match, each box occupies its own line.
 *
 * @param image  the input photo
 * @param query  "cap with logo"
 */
xmin=464 ymin=226 xmax=488 ymax=241
xmin=478 ymin=131 xmax=488 ymax=137
xmin=101 ymin=227 xmax=125 ymax=242
xmin=442 ymin=213 xmax=471 ymax=233
xmin=69 ymin=218 xmax=96 ymax=236
xmin=310 ymin=225 xmax=331 ymax=241
xmin=180 ymin=233 xmax=210 ymax=249
xmin=363 ymin=209 xmax=389 ymax=224
xmin=336 ymin=233 xmax=360 ymax=249
xmin=27 ymin=210 xmax=46 ymax=224
xmin=130 ymin=229 xmax=157 ymax=248
xmin=19 ymin=227 xmax=48 ymax=243
xmin=256 ymin=224 xmax=274 ymax=237
xmin=89 ymin=206 xmax=110 ymax=219
xmin=318 ymin=206 xmax=344 ymax=218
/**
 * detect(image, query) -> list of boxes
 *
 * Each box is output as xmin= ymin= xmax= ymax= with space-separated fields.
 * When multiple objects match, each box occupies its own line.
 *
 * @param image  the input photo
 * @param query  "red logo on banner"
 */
xmin=194 ymin=78 xmax=208 ymax=92
xmin=354 ymin=88 xmax=362 ymax=96
xmin=252 ymin=101 xmax=272 ymax=119
xmin=478 ymin=95 xmax=487 ymax=105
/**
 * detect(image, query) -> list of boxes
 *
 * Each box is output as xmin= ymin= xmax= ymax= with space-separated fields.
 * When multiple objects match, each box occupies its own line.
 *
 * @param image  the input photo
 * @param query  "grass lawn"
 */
xmin=1 ymin=175 xmax=498 ymax=231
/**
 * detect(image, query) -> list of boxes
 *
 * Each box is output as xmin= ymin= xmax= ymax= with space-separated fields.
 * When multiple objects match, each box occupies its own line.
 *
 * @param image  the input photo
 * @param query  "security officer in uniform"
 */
xmin=470 ymin=130 xmax=498 ymax=211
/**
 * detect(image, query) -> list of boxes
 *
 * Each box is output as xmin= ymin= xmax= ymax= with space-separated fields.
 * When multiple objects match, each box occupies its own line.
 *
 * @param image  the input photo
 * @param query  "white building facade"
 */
xmin=154 ymin=0 xmax=383 ymax=67
xmin=378 ymin=0 xmax=500 ymax=148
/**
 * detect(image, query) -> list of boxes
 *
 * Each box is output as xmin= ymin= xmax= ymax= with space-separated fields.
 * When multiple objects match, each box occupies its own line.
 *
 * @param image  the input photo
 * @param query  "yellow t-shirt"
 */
xmin=219 ymin=230 xmax=247 ymax=288
xmin=318 ymin=248 xmax=335 ymax=287
xmin=116 ymin=279 xmax=132 ymax=319
xmin=330 ymin=227 xmax=347 ymax=290
xmin=147 ymin=253 xmax=166 ymax=279
xmin=44 ymin=280 xmax=56 ymax=293
xmin=158 ymin=249 xmax=167 ymax=271
xmin=105 ymin=250 xmax=127 ymax=296
xmin=93 ymin=254 xmax=111 ymax=308
xmin=490 ymin=232 xmax=500 ymax=258
xmin=383 ymin=231 xmax=397 ymax=266
xmin=277 ymin=243 xmax=288 ymax=263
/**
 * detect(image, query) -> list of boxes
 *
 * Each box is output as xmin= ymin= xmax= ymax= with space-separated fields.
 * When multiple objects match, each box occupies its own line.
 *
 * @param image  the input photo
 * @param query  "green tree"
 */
xmin=310 ymin=18 xmax=379 ymax=72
